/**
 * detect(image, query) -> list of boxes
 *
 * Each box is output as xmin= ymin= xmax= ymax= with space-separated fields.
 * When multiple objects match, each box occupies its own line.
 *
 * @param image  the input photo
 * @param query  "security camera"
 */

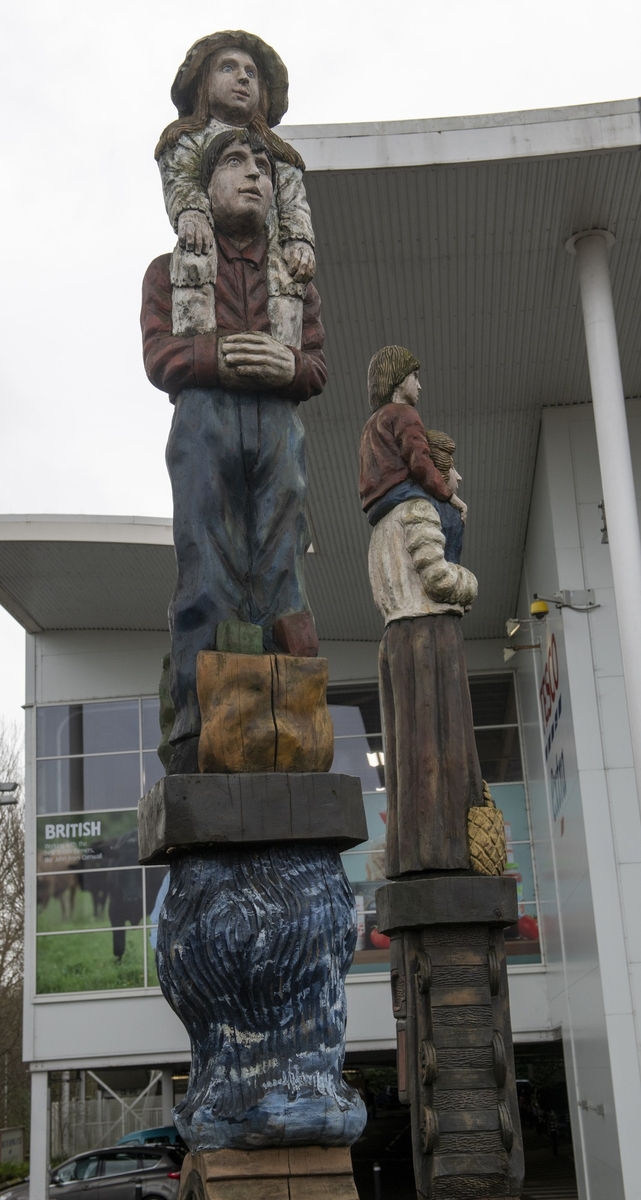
xmin=530 ymin=597 xmax=549 ymax=620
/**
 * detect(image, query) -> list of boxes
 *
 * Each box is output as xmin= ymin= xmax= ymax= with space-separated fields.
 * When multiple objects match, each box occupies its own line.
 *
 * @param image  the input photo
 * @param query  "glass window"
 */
xmin=34 ymin=697 xmax=172 ymax=994
xmin=37 ymin=867 xmax=143 ymax=934
xmin=56 ymin=1156 xmax=99 ymax=1182
xmin=330 ymin=735 xmax=385 ymax=792
xmin=329 ymin=688 xmax=383 ymax=737
xmin=36 ymin=927 xmax=145 ymax=994
xmin=330 ymin=685 xmax=389 ymax=975
xmin=82 ymin=753 xmax=141 ymax=810
xmin=38 ymin=810 xmax=139 ymax=870
xmin=142 ymin=698 xmax=161 ymax=751
xmin=493 ymin=783 xmax=530 ymax=842
xmin=82 ymin=701 xmax=139 ymax=754
xmin=37 ymin=758 xmax=84 ymax=814
xmin=475 ymin=726 xmax=523 ymax=783
xmin=469 ymin=675 xmax=517 ymax=727
xmin=143 ymin=750 xmax=164 ymax=793
xmin=145 ymin=866 xmax=169 ymax=925
xmin=331 ymin=674 xmax=541 ymax=972
xmin=37 ymin=705 xmax=84 ymax=758
xmin=329 ymin=687 xmax=385 ymax=793
xmin=101 ymin=1153 xmax=140 ymax=1176
xmin=472 ymin=674 xmax=541 ymax=965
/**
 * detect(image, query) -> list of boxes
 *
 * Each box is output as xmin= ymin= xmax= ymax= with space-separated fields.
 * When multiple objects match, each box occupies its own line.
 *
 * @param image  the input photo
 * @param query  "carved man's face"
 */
xmin=208 ymin=48 xmax=260 ymax=125
xmin=392 ymin=371 xmax=421 ymax=407
xmin=208 ymin=142 xmax=273 ymax=241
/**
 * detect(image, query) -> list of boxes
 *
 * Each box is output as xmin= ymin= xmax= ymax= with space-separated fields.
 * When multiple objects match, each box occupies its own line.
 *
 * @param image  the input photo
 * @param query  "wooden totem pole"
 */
xmin=138 ymin=30 xmax=367 ymax=1200
xmin=360 ymin=347 xmax=525 ymax=1199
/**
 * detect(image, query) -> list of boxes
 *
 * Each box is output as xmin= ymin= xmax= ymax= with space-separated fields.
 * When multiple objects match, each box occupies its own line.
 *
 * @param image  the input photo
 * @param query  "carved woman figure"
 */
xmin=156 ymin=30 xmax=315 ymax=346
xmin=360 ymin=346 xmax=484 ymax=876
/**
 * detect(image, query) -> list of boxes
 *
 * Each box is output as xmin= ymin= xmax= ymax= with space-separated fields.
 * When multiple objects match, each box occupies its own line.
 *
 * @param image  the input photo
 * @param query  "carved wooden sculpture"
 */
xmin=139 ymin=32 xmax=366 ymax=1200
xmin=360 ymin=347 xmax=524 ymax=1199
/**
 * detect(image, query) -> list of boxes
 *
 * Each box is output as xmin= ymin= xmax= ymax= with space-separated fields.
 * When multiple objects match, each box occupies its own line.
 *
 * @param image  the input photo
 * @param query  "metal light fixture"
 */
xmin=503 ymin=616 xmax=541 ymax=662
xmin=0 ymin=781 xmax=19 ymax=805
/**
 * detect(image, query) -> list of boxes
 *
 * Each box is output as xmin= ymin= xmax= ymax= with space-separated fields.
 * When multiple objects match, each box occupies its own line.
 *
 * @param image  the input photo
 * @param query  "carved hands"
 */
xmin=178 ymin=209 xmax=214 ymax=255
xmin=218 ymin=332 xmax=296 ymax=391
xmin=282 ymin=240 xmax=316 ymax=283
xmin=450 ymin=493 xmax=468 ymax=525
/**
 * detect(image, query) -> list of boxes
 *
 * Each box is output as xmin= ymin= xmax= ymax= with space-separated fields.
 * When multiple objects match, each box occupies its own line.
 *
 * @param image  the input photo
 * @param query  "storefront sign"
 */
xmin=539 ymin=632 xmax=568 ymax=820
xmin=0 ymin=1127 xmax=24 ymax=1164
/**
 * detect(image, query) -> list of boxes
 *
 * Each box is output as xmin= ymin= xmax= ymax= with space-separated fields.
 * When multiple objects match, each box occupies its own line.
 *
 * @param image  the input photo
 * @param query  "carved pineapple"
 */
xmin=468 ymin=781 xmax=508 ymax=876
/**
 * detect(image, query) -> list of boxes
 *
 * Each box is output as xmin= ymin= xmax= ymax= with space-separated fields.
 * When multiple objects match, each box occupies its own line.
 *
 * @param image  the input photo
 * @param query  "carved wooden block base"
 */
xmin=179 ymin=1145 xmax=359 ymax=1200
xmin=137 ymin=772 xmax=367 ymax=863
xmin=377 ymin=876 xmax=524 ymax=1200
xmin=197 ymin=651 xmax=333 ymax=773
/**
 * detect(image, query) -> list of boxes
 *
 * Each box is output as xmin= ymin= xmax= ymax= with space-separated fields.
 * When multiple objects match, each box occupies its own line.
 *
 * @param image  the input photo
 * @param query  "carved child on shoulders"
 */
xmin=156 ymin=32 xmax=316 ymax=341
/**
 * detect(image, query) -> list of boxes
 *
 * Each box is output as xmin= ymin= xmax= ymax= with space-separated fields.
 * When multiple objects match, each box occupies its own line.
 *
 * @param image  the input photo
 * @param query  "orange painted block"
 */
xmin=196 ymin=652 xmax=333 ymax=773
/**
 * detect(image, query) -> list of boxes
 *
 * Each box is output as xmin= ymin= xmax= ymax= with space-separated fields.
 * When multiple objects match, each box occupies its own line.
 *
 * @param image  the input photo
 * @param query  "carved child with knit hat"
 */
xmin=156 ymin=30 xmax=315 ymax=346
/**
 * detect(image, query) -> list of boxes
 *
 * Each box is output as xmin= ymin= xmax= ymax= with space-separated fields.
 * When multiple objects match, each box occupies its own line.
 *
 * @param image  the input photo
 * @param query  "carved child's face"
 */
xmin=392 ymin=371 xmax=421 ymax=407
xmin=448 ymin=465 xmax=462 ymax=493
xmin=208 ymin=142 xmax=273 ymax=239
xmin=208 ymin=48 xmax=260 ymax=125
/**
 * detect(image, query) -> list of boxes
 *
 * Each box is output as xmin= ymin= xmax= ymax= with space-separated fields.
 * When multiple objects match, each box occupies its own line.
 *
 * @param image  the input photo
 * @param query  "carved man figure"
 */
xmin=360 ymin=347 xmax=482 ymax=875
xmin=142 ymin=130 xmax=326 ymax=772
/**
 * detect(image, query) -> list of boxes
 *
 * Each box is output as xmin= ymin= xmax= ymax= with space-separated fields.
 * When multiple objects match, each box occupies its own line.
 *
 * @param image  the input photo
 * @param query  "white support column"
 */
xmin=569 ymin=230 xmax=641 ymax=807
xmin=161 ymin=1068 xmax=173 ymax=1127
xmin=29 ymin=1070 xmax=49 ymax=1200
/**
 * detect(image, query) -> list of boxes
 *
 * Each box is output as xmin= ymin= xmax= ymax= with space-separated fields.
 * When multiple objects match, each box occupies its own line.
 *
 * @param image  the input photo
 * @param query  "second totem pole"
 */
xmin=360 ymin=346 xmax=524 ymax=1199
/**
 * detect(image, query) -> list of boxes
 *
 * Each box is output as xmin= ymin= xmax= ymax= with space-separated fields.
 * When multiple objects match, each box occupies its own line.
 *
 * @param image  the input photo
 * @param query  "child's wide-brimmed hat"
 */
xmin=171 ymin=30 xmax=289 ymax=129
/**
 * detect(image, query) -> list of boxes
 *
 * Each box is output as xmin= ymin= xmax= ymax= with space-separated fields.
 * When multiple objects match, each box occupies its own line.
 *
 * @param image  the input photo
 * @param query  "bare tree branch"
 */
xmin=0 ymin=720 xmax=29 ymax=1136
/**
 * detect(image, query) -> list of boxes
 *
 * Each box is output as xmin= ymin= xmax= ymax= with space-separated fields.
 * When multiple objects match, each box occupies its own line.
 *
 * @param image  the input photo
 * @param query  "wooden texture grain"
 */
xmin=179 ymin=1147 xmax=358 ymax=1200
xmin=379 ymin=614 xmax=483 ymax=876
xmin=196 ymin=651 xmax=333 ymax=773
xmin=379 ymin=879 xmax=524 ymax=1198
xmin=376 ymin=876 xmax=519 ymax=935
xmin=137 ymin=772 xmax=367 ymax=863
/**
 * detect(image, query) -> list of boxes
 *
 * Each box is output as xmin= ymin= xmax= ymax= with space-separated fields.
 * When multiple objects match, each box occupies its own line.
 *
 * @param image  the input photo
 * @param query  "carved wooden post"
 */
xmin=360 ymin=350 xmax=525 ymax=1199
xmin=377 ymin=878 xmax=523 ymax=1199
xmin=139 ymin=770 xmax=367 ymax=1195
xmin=139 ymin=27 xmax=368 ymax=1199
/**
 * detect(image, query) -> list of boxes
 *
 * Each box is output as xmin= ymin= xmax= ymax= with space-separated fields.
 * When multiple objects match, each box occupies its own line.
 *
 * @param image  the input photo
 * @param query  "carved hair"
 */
xmin=367 ymin=346 xmax=421 ymax=411
xmin=155 ymin=42 xmax=304 ymax=172
xmin=425 ymin=429 xmax=456 ymax=485
xmin=200 ymin=128 xmax=275 ymax=190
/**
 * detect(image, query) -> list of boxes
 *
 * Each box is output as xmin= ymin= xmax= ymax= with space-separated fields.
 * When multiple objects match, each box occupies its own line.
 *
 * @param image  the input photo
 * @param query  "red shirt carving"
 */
xmin=359 ymin=403 xmax=453 ymax=511
xmin=141 ymin=231 xmax=327 ymax=403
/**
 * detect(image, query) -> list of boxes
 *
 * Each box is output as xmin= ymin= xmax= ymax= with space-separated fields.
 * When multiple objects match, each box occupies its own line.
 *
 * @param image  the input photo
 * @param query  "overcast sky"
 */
xmin=1 ymin=0 xmax=640 ymax=739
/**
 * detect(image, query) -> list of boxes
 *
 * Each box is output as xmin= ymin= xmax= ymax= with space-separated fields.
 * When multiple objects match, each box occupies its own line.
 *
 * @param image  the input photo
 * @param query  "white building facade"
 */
xmin=5 ymin=96 xmax=641 ymax=1200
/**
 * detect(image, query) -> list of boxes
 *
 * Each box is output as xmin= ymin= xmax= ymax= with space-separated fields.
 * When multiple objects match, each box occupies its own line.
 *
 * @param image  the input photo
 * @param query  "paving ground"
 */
xmin=350 ymin=1110 xmax=578 ymax=1200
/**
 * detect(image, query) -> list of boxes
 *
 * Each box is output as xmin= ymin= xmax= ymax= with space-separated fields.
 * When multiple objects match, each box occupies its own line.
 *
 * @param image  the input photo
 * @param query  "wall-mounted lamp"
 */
xmin=503 ymin=642 xmax=541 ymax=663
xmin=0 ymin=781 xmax=18 ymax=806
xmin=503 ymin=616 xmax=541 ymax=662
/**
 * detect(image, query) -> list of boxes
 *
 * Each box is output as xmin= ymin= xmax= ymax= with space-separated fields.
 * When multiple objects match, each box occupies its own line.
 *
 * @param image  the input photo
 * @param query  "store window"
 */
xmin=35 ymin=675 xmax=540 ymax=995
xmin=35 ymin=698 xmax=166 ymax=995
xmin=331 ymin=672 xmax=541 ymax=974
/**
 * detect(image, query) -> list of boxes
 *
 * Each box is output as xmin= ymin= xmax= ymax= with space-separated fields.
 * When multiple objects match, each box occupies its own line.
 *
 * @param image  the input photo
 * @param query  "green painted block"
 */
xmin=215 ymin=619 xmax=264 ymax=655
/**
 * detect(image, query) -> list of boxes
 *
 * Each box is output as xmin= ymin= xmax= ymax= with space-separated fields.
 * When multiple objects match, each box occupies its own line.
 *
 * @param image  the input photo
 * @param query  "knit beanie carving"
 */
xmin=367 ymin=346 xmax=420 ymax=411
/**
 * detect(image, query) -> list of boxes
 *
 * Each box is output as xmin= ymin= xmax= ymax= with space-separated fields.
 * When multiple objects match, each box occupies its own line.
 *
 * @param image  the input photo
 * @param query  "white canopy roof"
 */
xmin=2 ymin=99 xmax=641 ymax=638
